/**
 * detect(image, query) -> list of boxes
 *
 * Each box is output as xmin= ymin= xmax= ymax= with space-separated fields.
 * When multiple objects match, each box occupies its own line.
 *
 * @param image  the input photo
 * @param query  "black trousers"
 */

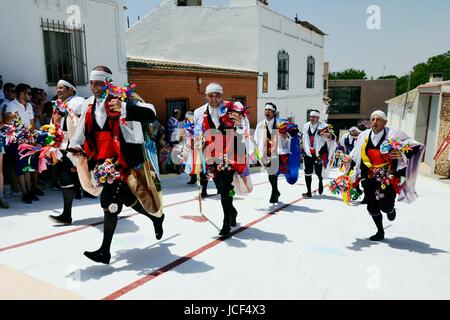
xmin=212 ymin=169 xmax=236 ymax=228
xmin=100 ymin=180 xmax=138 ymax=213
xmin=304 ymin=155 xmax=323 ymax=178
xmin=364 ymin=178 xmax=396 ymax=216
xmin=59 ymin=154 xmax=79 ymax=188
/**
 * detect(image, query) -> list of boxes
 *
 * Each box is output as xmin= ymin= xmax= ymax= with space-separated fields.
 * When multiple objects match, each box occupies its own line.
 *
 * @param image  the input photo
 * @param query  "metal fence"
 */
xmin=41 ymin=18 xmax=88 ymax=86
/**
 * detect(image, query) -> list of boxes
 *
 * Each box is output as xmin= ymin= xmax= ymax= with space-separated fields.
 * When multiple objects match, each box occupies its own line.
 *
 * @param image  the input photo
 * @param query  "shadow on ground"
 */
xmin=347 ymin=237 xmax=448 ymax=255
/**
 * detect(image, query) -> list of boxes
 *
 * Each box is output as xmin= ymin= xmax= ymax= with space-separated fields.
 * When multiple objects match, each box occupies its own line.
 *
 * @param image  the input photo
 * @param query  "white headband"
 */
xmin=57 ymin=80 xmax=76 ymax=91
xmin=371 ymin=110 xmax=387 ymax=121
xmin=205 ymin=83 xmax=223 ymax=94
xmin=265 ymin=104 xmax=276 ymax=112
xmin=349 ymin=126 xmax=359 ymax=132
xmin=89 ymin=70 xmax=112 ymax=82
xmin=310 ymin=111 xmax=321 ymax=118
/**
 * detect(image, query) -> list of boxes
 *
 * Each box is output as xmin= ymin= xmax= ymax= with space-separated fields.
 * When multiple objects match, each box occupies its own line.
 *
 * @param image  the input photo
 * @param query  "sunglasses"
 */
xmin=207 ymin=93 xmax=222 ymax=98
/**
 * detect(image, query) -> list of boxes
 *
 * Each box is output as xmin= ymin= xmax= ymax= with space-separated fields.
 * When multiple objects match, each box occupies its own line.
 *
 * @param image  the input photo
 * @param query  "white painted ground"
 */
xmin=0 ymin=168 xmax=449 ymax=300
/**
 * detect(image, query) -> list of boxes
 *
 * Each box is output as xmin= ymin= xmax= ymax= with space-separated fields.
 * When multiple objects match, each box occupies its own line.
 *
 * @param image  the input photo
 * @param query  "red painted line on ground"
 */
xmin=103 ymin=191 xmax=314 ymax=301
xmin=0 ymin=213 xmax=135 ymax=253
xmin=0 ymin=180 xmax=277 ymax=253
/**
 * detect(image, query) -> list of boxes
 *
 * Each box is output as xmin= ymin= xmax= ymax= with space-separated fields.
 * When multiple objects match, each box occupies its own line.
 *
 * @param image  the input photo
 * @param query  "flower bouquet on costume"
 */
xmin=100 ymin=78 xmax=137 ymax=126
xmin=380 ymin=137 xmax=413 ymax=162
xmin=335 ymin=150 xmax=353 ymax=173
xmin=53 ymin=99 xmax=76 ymax=119
xmin=329 ymin=171 xmax=361 ymax=205
xmin=370 ymin=166 xmax=403 ymax=200
xmin=318 ymin=123 xmax=335 ymax=137
xmin=93 ymin=159 xmax=121 ymax=189
xmin=18 ymin=124 xmax=64 ymax=173
xmin=101 ymin=78 xmax=137 ymax=102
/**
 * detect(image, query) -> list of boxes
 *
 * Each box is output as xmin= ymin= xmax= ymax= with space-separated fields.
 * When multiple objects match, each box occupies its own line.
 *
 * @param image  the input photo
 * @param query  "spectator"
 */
xmin=5 ymin=83 xmax=42 ymax=204
xmin=167 ymin=109 xmax=181 ymax=145
xmin=1 ymin=83 xmax=16 ymax=120
xmin=0 ymin=101 xmax=9 ymax=208
xmin=0 ymin=83 xmax=20 ymax=197
xmin=0 ymin=75 xmax=4 ymax=100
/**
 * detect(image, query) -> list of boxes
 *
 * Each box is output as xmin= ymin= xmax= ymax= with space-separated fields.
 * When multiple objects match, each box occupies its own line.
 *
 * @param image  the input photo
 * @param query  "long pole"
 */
xmin=402 ymin=71 xmax=412 ymax=120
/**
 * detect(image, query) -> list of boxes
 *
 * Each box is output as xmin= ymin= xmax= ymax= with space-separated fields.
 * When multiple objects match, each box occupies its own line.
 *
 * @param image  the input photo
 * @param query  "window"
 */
xmin=307 ymin=56 xmax=315 ymax=89
xmin=41 ymin=18 xmax=88 ymax=86
xmin=167 ymin=98 xmax=189 ymax=122
xmin=177 ymin=0 xmax=202 ymax=6
xmin=328 ymin=87 xmax=361 ymax=114
xmin=232 ymin=96 xmax=247 ymax=106
xmin=277 ymin=50 xmax=289 ymax=90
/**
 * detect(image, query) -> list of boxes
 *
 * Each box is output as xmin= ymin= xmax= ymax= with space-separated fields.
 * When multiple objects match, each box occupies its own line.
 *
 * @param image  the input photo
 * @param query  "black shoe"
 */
xmin=74 ymin=188 xmax=82 ymax=200
xmin=84 ymin=250 xmax=111 ymax=265
xmin=302 ymin=192 xmax=312 ymax=199
xmin=369 ymin=232 xmax=385 ymax=241
xmin=318 ymin=181 xmax=324 ymax=195
xmin=83 ymin=192 xmax=97 ymax=199
xmin=33 ymin=189 xmax=44 ymax=197
xmin=201 ymin=191 xmax=209 ymax=199
xmin=30 ymin=193 xmax=39 ymax=201
xmin=187 ymin=178 xmax=197 ymax=185
xmin=219 ymin=225 xmax=231 ymax=238
xmin=22 ymin=194 xmax=32 ymax=204
xmin=49 ymin=214 xmax=72 ymax=225
xmin=361 ymin=197 xmax=368 ymax=204
xmin=387 ymin=209 xmax=397 ymax=221
xmin=153 ymin=214 xmax=165 ymax=240
xmin=270 ymin=191 xmax=281 ymax=204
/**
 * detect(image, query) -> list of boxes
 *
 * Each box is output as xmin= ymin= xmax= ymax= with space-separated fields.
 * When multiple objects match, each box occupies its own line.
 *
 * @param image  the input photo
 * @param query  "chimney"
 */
xmin=429 ymin=72 xmax=444 ymax=83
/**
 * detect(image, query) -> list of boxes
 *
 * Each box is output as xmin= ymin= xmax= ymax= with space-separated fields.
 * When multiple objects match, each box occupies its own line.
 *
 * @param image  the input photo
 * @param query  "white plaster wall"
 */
xmin=126 ymin=3 xmax=259 ymax=71
xmin=387 ymin=96 xmax=419 ymax=139
xmin=257 ymin=6 xmax=324 ymax=127
xmin=0 ymin=0 xmax=128 ymax=98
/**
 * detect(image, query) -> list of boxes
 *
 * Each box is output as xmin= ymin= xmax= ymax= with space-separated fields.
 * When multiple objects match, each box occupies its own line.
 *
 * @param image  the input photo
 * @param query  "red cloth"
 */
xmin=367 ymin=148 xmax=391 ymax=166
xmin=309 ymin=134 xmax=316 ymax=156
xmin=278 ymin=154 xmax=289 ymax=174
xmin=202 ymin=111 xmax=247 ymax=174
xmin=83 ymin=104 xmax=128 ymax=176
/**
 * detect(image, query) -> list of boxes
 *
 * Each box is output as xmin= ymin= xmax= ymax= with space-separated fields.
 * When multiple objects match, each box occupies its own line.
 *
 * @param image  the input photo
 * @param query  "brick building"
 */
xmin=128 ymin=58 xmax=258 ymax=126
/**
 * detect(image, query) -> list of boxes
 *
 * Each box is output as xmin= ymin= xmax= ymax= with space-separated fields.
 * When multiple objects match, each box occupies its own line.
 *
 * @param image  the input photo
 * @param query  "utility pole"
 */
xmin=402 ymin=71 xmax=412 ymax=120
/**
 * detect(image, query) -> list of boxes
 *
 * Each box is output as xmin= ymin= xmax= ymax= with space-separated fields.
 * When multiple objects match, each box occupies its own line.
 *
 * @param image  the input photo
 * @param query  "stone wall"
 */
xmin=435 ymin=94 xmax=450 ymax=176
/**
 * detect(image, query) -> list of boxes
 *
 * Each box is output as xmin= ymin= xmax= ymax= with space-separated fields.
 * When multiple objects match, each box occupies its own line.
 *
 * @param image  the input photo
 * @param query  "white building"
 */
xmin=386 ymin=75 xmax=450 ymax=176
xmin=0 ymin=0 xmax=128 ymax=98
xmin=126 ymin=0 xmax=326 ymax=127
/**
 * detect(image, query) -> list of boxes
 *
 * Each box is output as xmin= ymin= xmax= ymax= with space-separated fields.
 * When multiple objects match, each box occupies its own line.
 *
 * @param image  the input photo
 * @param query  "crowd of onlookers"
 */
xmin=0 ymin=75 xmax=100 ymax=210
xmin=0 ymin=75 xmax=191 ymax=210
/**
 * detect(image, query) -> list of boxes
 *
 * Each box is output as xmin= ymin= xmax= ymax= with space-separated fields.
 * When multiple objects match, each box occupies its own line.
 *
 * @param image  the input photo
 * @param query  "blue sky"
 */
xmin=123 ymin=0 xmax=450 ymax=78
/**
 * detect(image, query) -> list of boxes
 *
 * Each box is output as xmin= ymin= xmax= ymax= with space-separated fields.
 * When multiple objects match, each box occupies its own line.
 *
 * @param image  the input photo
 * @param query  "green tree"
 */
xmin=393 ymin=51 xmax=450 ymax=95
xmin=329 ymin=68 xmax=367 ymax=80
